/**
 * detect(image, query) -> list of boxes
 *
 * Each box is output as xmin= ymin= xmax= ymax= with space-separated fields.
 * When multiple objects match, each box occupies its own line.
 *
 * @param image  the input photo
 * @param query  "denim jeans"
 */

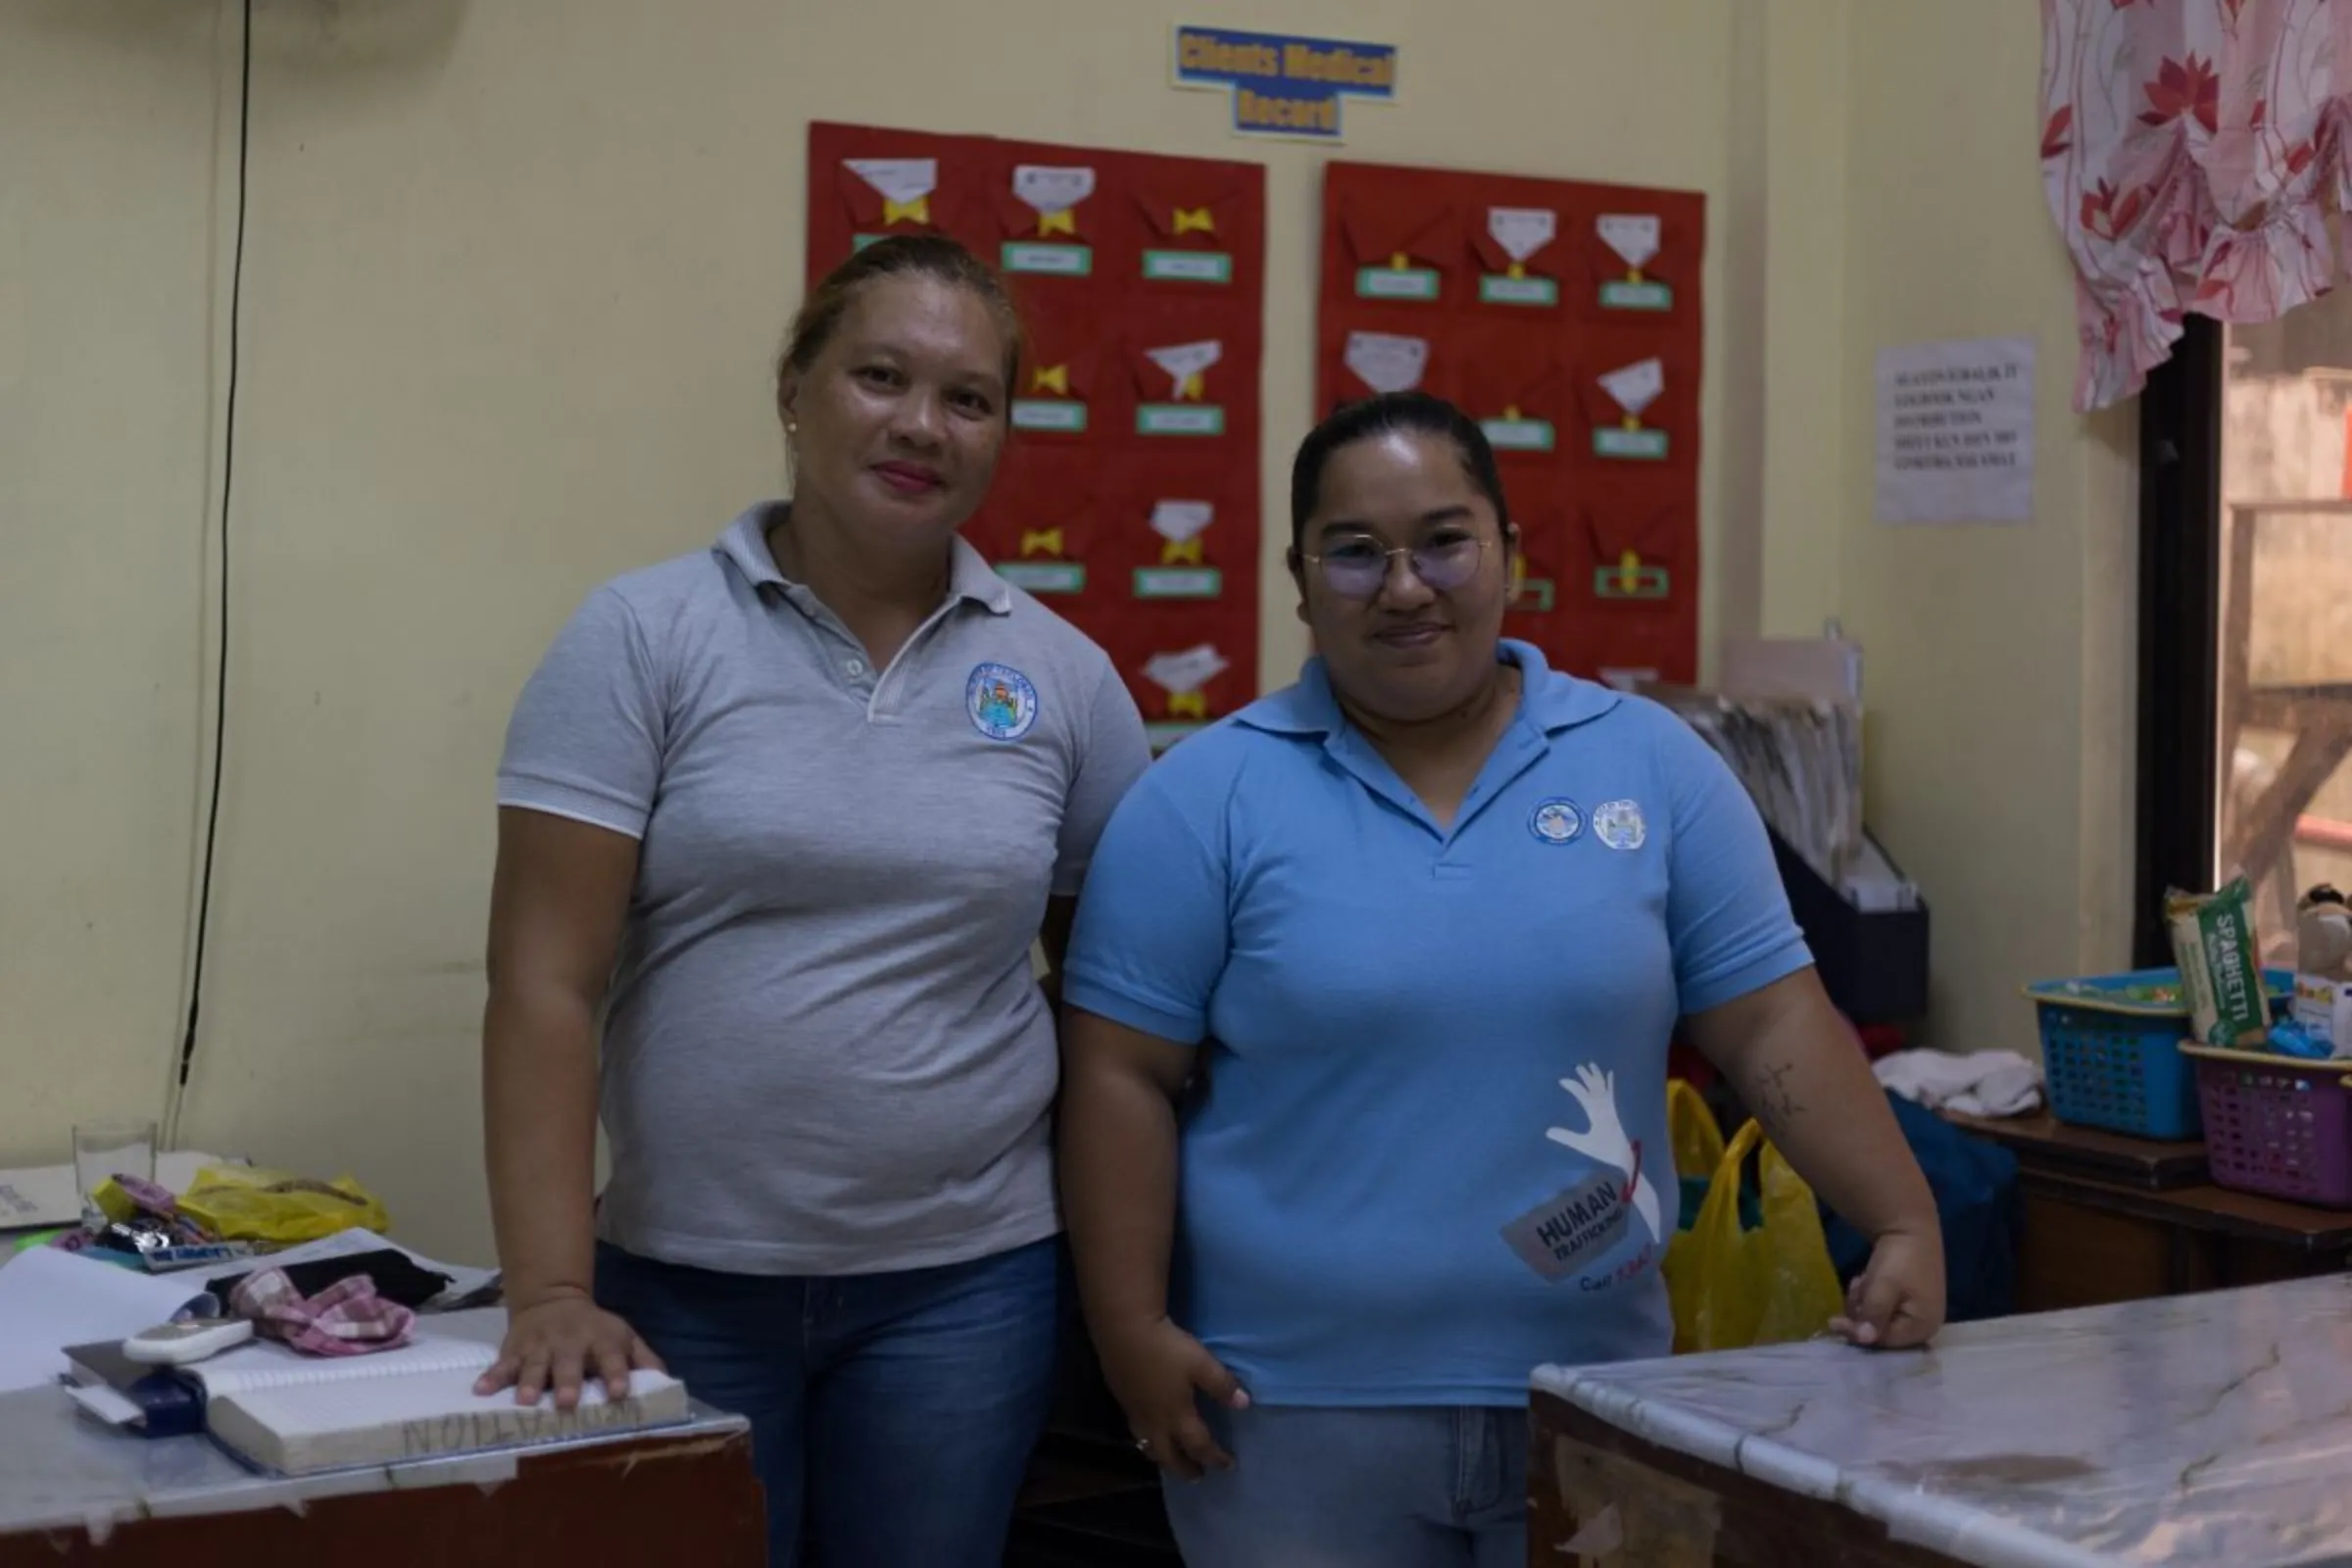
xmin=595 ymin=1236 xmax=1061 ymax=1568
xmin=1159 ymin=1404 xmax=1528 ymax=1568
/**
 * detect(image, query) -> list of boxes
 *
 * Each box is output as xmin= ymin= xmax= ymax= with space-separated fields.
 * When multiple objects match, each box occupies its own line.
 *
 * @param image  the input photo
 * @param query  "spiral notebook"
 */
xmin=178 ymin=1333 xmax=688 ymax=1476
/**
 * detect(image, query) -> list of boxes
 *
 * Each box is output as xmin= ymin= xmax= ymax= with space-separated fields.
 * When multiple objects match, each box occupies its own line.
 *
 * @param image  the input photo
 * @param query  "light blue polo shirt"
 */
xmin=1061 ymin=641 xmax=1812 ymax=1406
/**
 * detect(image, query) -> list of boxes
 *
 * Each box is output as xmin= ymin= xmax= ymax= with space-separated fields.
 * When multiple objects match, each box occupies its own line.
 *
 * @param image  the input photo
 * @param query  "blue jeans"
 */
xmin=1160 ymin=1405 xmax=1528 ymax=1568
xmin=595 ymin=1237 xmax=1061 ymax=1568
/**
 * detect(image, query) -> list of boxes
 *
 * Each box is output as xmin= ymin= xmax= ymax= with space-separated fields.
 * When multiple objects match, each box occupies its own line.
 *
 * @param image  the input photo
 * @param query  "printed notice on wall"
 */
xmin=1874 ymin=336 xmax=2034 ymax=524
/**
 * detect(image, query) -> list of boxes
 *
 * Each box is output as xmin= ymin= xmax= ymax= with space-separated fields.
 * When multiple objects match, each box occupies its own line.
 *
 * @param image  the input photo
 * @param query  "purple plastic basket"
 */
xmin=2189 ymin=1051 xmax=2352 ymax=1208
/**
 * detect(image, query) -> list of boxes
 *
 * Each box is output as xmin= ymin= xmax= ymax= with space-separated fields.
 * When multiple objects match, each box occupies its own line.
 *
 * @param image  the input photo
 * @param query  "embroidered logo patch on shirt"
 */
xmin=966 ymin=662 xmax=1040 ymax=742
xmin=1592 ymin=798 xmax=1647 ymax=852
xmin=1528 ymin=798 xmax=1583 ymax=846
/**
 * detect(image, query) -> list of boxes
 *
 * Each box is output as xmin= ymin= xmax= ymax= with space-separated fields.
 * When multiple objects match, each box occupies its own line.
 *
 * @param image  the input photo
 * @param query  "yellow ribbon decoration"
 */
xmin=1627 ymin=267 xmax=1646 ymax=282
xmin=1038 ymin=209 xmax=1076 ymax=237
xmin=1506 ymin=261 xmax=1527 ymax=280
xmin=882 ymin=195 xmax=930 ymax=225
xmin=1032 ymin=364 xmax=1069 ymax=395
xmin=1168 ymin=690 xmax=1208 ymax=719
xmin=1618 ymin=550 xmax=1643 ymax=594
xmin=1509 ymin=553 xmax=1528 ymax=598
xmin=1389 ymin=251 xmax=1410 ymax=270
xmin=1177 ymin=370 xmax=1206 ymax=401
xmin=1173 ymin=207 xmax=1215 ymax=235
xmin=1020 ymin=528 xmax=1064 ymax=558
xmin=1621 ymin=413 xmax=1642 ymax=431
xmin=1160 ymin=537 xmax=1204 ymax=565
xmin=1502 ymin=404 xmax=1522 ymax=422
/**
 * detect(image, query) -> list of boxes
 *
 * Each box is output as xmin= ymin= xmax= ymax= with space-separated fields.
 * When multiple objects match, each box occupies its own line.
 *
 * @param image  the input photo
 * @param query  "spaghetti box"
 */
xmin=1768 ymin=824 xmax=1930 ymax=1025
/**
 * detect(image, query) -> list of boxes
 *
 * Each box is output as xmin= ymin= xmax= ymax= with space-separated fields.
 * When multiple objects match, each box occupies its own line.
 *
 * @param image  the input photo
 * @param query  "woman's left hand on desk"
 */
xmin=1831 ymin=1225 xmax=1945 ymax=1350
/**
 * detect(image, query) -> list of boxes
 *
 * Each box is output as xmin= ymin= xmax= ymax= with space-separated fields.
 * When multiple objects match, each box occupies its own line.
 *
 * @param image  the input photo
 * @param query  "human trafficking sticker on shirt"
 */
xmin=1503 ymin=1064 xmax=1667 ymax=1284
xmin=1502 ymin=1174 xmax=1633 ymax=1282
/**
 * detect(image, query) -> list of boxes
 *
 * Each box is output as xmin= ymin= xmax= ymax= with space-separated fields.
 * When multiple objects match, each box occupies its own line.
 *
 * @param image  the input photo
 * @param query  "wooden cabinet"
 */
xmin=1530 ymin=1392 xmax=1965 ymax=1567
xmin=1948 ymin=1112 xmax=2352 ymax=1310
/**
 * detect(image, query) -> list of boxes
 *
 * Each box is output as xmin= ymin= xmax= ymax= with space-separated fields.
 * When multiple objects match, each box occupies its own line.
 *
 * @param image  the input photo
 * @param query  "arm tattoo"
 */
xmin=1752 ymin=1060 xmax=1804 ymax=1137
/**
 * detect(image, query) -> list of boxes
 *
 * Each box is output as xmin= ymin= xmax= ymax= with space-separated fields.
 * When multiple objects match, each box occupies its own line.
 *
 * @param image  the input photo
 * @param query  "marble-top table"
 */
xmin=1532 ymin=1274 xmax=2352 ymax=1567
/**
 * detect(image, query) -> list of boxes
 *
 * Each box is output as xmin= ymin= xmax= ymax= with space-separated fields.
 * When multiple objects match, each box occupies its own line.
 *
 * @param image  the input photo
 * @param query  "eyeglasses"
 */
xmin=1300 ymin=532 xmax=1494 ymax=600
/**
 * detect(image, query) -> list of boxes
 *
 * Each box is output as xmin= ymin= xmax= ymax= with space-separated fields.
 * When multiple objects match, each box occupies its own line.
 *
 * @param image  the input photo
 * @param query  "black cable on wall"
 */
xmin=175 ymin=0 xmax=253 ymax=1094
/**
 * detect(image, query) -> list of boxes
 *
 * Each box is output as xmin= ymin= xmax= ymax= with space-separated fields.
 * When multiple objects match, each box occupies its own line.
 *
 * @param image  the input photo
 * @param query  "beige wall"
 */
xmin=2 ymin=0 xmax=2131 ymax=1264
xmin=1 ymin=5 xmax=225 ymax=1171
xmin=1832 ymin=2 xmax=2139 ymax=1055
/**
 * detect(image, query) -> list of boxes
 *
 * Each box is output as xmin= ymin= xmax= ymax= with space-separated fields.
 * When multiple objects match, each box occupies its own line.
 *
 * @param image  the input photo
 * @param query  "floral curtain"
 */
xmin=2042 ymin=0 xmax=2352 ymax=411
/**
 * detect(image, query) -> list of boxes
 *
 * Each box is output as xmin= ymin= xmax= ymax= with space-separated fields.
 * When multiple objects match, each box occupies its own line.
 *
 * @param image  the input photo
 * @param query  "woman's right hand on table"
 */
xmin=1095 ymin=1315 xmax=1250 ymax=1481
xmin=474 ymin=1290 xmax=664 ymax=1410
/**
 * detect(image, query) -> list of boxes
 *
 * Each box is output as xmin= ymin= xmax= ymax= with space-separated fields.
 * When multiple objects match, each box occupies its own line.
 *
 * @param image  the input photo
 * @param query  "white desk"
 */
xmin=0 ymin=1309 xmax=759 ymax=1564
xmin=1532 ymin=1275 xmax=2352 ymax=1566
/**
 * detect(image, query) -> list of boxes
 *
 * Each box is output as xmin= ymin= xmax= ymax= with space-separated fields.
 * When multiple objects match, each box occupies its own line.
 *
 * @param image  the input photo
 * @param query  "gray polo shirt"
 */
xmin=497 ymin=503 xmax=1151 ymax=1276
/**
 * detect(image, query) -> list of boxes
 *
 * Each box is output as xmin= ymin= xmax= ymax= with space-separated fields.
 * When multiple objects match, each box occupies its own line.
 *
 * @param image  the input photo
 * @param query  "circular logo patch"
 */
xmin=1592 ymin=799 xmax=1647 ymax=852
xmin=1529 ymin=799 xmax=1583 ymax=846
xmin=966 ymin=662 xmax=1039 ymax=742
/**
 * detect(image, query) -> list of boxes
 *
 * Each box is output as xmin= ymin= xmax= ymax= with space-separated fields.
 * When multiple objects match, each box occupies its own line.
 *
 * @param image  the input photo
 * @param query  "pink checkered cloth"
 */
xmin=227 ymin=1266 xmax=417 ymax=1356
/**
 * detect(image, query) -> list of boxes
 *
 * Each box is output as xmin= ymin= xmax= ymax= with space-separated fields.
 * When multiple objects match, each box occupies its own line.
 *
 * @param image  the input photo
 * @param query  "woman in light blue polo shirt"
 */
xmin=1057 ymin=391 xmax=1941 ymax=1566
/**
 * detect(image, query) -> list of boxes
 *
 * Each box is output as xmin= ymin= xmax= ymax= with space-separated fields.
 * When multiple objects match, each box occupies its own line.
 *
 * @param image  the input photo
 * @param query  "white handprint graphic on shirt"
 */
xmin=1544 ymin=1064 xmax=1664 ymax=1244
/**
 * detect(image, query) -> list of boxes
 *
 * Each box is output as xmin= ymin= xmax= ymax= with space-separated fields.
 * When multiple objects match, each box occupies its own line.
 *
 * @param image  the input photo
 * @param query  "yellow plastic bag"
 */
xmin=1667 ymin=1078 xmax=1724 ymax=1179
xmin=175 ymin=1165 xmax=391 ymax=1245
xmin=1661 ymin=1119 xmax=1843 ymax=1354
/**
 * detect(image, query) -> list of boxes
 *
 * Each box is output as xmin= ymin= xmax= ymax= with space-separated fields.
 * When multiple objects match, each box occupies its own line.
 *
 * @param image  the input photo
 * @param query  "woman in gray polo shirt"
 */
xmin=475 ymin=236 xmax=1151 ymax=1567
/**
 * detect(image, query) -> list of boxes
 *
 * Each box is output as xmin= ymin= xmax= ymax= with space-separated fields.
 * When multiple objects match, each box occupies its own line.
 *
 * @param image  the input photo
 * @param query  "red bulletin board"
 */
xmin=1315 ymin=162 xmax=1706 ymax=687
xmin=808 ymin=122 xmax=1267 ymax=750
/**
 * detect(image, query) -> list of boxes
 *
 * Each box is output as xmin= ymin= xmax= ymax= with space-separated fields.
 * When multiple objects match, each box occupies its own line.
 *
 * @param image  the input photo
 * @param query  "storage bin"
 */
xmin=2021 ymin=968 xmax=2290 ymax=1141
xmin=2183 ymin=1044 xmax=2352 ymax=1208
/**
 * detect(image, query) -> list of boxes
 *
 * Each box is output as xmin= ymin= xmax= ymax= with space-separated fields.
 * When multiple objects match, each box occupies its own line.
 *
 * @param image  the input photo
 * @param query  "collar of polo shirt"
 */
xmin=1237 ymin=639 xmax=1618 ymax=742
xmin=715 ymin=503 xmax=1012 ymax=617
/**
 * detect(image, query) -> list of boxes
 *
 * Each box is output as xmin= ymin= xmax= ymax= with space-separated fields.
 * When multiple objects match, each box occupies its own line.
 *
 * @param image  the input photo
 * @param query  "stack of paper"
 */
xmin=0 ymin=1246 xmax=220 ymax=1393
xmin=1719 ymin=634 xmax=1863 ymax=706
xmin=63 ymin=1322 xmax=687 ymax=1475
xmin=1655 ymin=688 xmax=1880 ymax=897
xmin=183 ymin=1335 xmax=686 ymax=1475
xmin=0 ymin=1210 xmax=498 ymax=1396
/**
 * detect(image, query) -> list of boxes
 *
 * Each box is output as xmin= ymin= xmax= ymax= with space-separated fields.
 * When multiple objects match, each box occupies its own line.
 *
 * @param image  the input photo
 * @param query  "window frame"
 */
xmin=2132 ymin=317 xmax=2224 ymax=967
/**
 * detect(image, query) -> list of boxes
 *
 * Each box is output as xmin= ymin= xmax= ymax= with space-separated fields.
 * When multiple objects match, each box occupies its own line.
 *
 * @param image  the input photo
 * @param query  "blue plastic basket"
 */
xmin=2021 ymin=967 xmax=2292 ymax=1141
